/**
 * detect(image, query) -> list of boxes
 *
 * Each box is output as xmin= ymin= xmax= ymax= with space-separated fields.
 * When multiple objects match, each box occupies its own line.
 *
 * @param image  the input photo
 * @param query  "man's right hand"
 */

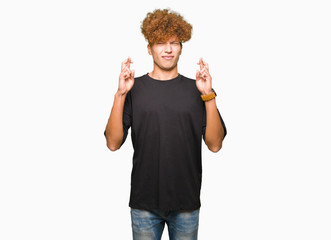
xmin=118 ymin=57 xmax=135 ymax=95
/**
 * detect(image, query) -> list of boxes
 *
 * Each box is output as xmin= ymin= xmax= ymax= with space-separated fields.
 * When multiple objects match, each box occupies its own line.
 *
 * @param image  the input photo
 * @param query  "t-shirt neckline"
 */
xmin=146 ymin=73 xmax=181 ymax=82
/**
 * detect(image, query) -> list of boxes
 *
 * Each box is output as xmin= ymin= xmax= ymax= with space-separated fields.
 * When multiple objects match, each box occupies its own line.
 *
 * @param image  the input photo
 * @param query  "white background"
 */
xmin=1 ymin=0 xmax=330 ymax=239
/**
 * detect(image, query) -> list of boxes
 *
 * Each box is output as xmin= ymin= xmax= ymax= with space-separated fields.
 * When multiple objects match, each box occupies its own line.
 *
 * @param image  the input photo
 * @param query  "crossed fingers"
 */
xmin=121 ymin=57 xmax=134 ymax=79
xmin=197 ymin=57 xmax=210 ymax=80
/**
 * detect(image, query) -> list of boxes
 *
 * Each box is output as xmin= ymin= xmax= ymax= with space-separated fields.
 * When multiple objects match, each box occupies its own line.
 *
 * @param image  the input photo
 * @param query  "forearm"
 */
xmin=204 ymin=98 xmax=225 ymax=152
xmin=105 ymin=91 xmax=127 ymax=151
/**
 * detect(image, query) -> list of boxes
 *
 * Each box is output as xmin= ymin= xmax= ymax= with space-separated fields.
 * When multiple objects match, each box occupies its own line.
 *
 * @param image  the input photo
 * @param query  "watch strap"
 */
xmin=201 ymin=88 xmax=217 ymax=101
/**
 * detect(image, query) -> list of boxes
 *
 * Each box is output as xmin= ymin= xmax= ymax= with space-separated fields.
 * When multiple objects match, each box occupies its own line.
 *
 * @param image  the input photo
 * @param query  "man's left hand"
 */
xmin=196 ymin=57 xmax=213 ymax=95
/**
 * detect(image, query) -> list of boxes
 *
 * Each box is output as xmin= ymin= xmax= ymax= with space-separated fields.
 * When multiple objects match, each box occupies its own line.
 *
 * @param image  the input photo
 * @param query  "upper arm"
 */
xmin=104 ymin=91 xmax=132 ymax=149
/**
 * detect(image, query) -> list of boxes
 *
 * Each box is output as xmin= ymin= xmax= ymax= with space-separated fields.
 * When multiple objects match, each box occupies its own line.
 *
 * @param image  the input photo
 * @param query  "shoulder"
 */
xmin=130 ymin=74 xmax=148 ymax=92
xmin=134 ymin=73 xmax=148 ymax=81
xmin=180 ymin=74 xmax=195 ymax=82
xmin=180 ymin=74 xmax=201 ymax=95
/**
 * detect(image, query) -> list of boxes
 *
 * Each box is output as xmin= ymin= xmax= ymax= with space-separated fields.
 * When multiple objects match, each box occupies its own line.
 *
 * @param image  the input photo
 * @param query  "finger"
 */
xmin=200 ymin=58 xmax=205 ymax=70
xmin=197 ymin=58 xmax=204 ymax=70
xmin=122 ymin=65 xmax=132 ymax=74
xmin=199 ymin=69 xmax=209 ymax=79
xmin=126 ymin=57 xmax=133 ymax=68
xmin=196 ymin=70 xmax=201 ymax=80
xmin=203 ymin=72 xmax=210 ymax=79
xmin=122 ymin=58 xmax=131 ymax=70
xmin=130 ymin=69 xmax=135 ymax=79
xmin=200 ymin=67 xmax=208 ymax=76
xmin=124 ymin=65 xmax=129 ymax=71
xmin=202 ymin=73 xmax=208 ymax=79
xmin=127 ymin=69 xmax=135 ymax=78
xmin=121 ymin=66 xmax=127 ymax=74
xmin=202 ymin=60 xmax=209 ymax=70
xmin=122 ymin=68 xmax=130 ymax=78
xmin=123 ymin=72 xmax=129 ymax=79
xmin=199 ymin=70 xmax=206 ymax=79
xmin=121 ymin=60 xmax=127 ymax=71
xmin=125 ymin=58 xmax=130 ymax=69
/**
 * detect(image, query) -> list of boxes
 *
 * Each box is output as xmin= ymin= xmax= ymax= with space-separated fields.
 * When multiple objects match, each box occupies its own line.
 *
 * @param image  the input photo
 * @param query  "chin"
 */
xmin=161 ymin=63 xmax=177 ymax=71
xmin=155 ymin=61 xmax=178 ymax=71
xmin=161 ymin=66 xmax=176 ymax=71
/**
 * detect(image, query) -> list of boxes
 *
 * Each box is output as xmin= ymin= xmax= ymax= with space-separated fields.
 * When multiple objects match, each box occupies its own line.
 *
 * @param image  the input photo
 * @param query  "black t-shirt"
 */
xmin=105 ymin=73 xmax=227 ymax=211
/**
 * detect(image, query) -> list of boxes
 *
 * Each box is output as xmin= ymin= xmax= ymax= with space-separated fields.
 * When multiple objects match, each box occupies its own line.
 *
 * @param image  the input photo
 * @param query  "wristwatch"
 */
xmin=201 ymin=88 xmax=217 ymax=102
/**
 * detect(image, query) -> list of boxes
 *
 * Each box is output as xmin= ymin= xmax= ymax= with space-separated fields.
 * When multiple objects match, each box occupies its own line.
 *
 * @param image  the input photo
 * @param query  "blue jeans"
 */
xmin=130 ymin=207 xmax=200 ymax=240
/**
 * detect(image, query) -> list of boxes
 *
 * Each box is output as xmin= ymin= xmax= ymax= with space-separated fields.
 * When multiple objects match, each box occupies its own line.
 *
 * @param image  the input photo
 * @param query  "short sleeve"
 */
xmin=202 ymin=104 xmax=227 ymax=142
xmin=104 ymin=91 xmax=132 ymax=147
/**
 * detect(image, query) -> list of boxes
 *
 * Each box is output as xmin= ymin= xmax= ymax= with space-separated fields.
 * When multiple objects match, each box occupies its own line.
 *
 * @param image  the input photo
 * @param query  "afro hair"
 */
xmin=141 ymin=8 xmax=192 ymax=45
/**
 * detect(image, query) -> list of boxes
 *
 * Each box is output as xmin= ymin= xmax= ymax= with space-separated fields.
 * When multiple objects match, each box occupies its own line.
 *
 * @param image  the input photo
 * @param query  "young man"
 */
xmin=104 ymin=8 xmax=227 ymax=240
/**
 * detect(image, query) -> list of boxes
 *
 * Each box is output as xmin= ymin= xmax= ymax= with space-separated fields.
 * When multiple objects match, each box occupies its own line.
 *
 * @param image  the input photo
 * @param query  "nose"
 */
xmin=164 ymin=43 xmax=172 ymax=53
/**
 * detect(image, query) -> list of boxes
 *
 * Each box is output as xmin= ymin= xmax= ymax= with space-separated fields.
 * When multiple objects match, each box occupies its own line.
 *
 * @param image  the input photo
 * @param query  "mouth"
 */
xmin=162 ymin=56 xmax=174 ymax=60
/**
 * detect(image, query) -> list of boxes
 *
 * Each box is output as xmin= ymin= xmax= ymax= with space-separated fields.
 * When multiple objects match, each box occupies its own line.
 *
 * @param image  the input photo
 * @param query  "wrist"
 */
xmin=201 ymin=89 xmax=213 ymax=95
xmin=115 ymin=90 xmax=127 ymax=101
xmin=200 ymin=88 xmax=217 ymax=102
xmin=116 ymin=89 xmax=127 ymax=97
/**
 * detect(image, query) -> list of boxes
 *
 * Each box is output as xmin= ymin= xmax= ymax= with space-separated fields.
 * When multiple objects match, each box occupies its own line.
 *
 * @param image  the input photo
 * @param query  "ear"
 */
xmin=147 ymin=44 xmax=152 ymax=55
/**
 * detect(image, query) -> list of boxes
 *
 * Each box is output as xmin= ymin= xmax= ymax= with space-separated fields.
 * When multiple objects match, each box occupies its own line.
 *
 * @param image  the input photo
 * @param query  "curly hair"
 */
xmin=141 ymin=8 xmax=192 ymax=45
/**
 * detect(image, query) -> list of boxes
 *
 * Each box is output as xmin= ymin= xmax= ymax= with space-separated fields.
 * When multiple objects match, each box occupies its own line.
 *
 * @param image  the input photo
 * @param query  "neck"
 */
xmin=149 ymin=67 xmax=179 ymax=81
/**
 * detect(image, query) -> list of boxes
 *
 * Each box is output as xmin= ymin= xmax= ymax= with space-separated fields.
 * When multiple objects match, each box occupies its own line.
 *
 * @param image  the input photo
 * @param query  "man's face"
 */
xmin=148 ymin=36 xmax=182 ymax=72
